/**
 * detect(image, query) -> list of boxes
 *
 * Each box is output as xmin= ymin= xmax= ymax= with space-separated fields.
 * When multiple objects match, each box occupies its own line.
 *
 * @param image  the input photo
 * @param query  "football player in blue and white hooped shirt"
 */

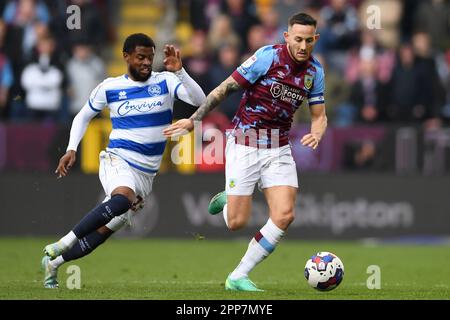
xmin=40 ymin=34 xmax=206 ymax=288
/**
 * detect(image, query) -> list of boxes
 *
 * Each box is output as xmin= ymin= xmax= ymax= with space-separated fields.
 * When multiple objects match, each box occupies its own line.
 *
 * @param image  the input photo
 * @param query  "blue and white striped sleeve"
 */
xmin=308 ymin=67 xmax=325 ymax=106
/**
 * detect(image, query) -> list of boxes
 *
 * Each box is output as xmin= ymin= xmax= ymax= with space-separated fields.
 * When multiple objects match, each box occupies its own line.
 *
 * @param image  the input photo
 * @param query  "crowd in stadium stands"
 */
xmin=0 ymin=0 xmax=449 ymax=131
xmin=0 ymin=0 xmax=110 ymax=122
xmin=179 ymin=0 xmax=449 ymax=130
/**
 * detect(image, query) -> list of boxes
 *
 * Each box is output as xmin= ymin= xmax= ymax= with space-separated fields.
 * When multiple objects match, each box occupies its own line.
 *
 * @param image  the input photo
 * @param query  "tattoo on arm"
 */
xmin=190 ymin=77 xmax=241 ymax=121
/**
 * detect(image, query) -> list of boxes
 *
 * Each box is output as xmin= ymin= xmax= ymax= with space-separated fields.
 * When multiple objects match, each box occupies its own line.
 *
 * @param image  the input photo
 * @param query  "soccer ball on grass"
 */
xmin=304 ymin=251 xmax=344 ymax=291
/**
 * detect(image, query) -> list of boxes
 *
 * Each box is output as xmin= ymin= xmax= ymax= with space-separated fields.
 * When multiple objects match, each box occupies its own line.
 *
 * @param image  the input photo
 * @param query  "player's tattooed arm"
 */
xmin=190 ymin=76 xmax=241 ymax=122
xmin=163 ymin=76 xmax=241 ymax=138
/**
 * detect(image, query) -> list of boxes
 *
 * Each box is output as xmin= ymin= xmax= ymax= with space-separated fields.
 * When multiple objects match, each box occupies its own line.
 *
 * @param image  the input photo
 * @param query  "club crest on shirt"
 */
xmin=304 ymin=75 xmax=313 ymax=90
xmin=148 ymin=84 xmax=162 ymax=96
xmin=229 ymin=179 xmax=236 ymax=188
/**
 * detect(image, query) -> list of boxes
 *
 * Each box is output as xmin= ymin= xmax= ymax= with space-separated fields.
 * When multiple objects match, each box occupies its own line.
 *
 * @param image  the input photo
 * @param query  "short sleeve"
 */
xmin=308 ymin=66 xmax=325 ymax=106
xmin=231 ymin=45 xmax=275 ymax=88
xmin=88 ymin=81 xmax=107 ymax=112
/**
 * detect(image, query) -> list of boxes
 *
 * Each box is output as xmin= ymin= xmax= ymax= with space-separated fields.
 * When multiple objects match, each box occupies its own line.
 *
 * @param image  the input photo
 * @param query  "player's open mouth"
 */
xmin=140 ymin=68 xmax=150 ymax=74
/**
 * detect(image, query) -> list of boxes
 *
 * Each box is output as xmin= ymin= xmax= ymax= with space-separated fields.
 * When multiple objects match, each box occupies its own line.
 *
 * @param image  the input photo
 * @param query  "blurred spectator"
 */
xmin=316 ymin=0 xmax=360 ymax=73
xmin=274 ymin=0 xmax=305 ymax=29
xmin=258 ymin=8 xmax=283 ymax=44
xmin=316 ymin=0 xmax=359 ymax=52
xmin=220 ymin=0 xmax=259 ymax=52
xmin=187 ymin=0 xmax=221 ymax=31
xmin=0 ymin=19 xmax=13 ymax=118
xmin=412 ymin=32 xmax=446 ymax=128
xmin=207 ymin=14 xmax=240 ymax=54
xmin=66 ymin=42 xmax=105 ymax=117
xmin=399 ymin=0 xmax=421 ymax=42
xmin=174 ymin=30 xmax=212 ymax=120
xmin=184 ymin=30 xmax=212 ymax=93
xmin=359 ymin=0 xmax=402 ymax=50
xmin=385 ymin=37 xmax=444 ymax=127
xmin=20 ymin=35 xmax=63 ymax=122
xmin=242 ymin=24 xmax=268 ymax=60
xmin=349 ymin=58 xmax=388 ymax=124
xmin=208 ymin=43 xmax=242 ymax=119
xmin=2 ymin=0 xmax=50 ymax=61
xmin=414 ymin=0 xmax=450 ymax=52
xmin=345 ymin=30 xmax=395 ymax=84
xmin=386 ymin=43 xmax=421 ymax=122
xmin=44 ymin=0 xmax=73 ymax=58
xmin=66 ymin=0 xmax=106 ymax=53
xmin=318 ymin=55 xmax=352 ymax=127
xmin=441 ymin=51 xmax=450 ymax=124
xmin=292 ymin=54 xmax=353 ymax=126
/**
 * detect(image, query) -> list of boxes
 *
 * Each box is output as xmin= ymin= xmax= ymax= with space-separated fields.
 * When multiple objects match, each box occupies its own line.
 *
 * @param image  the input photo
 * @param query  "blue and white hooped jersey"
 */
xmin=88 ymin=72 xmax=183 ymax=174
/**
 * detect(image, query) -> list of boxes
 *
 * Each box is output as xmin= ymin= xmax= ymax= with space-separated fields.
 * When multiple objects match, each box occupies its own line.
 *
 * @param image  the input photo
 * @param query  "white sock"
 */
xmin=229 ymin=218 xmax=284 ymax=280
xmin=223 ymin=204 xmax=229 ymax=228
xmin=59 ymin=231 xmax=78 ymax=248
xmin=49 ymin=255 xmax=65 ymax=269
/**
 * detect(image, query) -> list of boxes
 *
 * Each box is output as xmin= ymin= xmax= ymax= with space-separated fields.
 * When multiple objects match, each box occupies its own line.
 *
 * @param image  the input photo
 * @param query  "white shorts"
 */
xmin=99 ymin=151 xmax=155 ymax=232
xmin=225 ymin=136 xmax=298 ymax=195
xmin=99 ymin=150 xmax=154 ymax=198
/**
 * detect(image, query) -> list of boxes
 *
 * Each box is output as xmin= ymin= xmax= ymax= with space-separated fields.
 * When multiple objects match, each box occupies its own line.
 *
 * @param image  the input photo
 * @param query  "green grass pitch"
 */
xmin=0 ymin=237 xmax=449 ymax=300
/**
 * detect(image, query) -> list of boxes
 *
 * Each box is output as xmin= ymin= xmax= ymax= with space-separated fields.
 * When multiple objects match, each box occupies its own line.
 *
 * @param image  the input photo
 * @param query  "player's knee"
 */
xmin=272 ymin=209 xmax=295 ymax=230
xmin=108 ymin=194 xmax=132 ymax=216
xmin=227 ymin=216 xmax=249 ymax=231
xmin=111 ymin=186 xmax=136 ymax=204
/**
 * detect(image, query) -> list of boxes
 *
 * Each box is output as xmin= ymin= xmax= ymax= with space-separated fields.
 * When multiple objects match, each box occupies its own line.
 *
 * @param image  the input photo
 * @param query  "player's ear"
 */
xmin=123 ymin=51 xmax=130 ymax=62
xmin=283 ymin=31 xmax=289 ymax=43
xmin=314 ymin=33 xmax=320 ymax=42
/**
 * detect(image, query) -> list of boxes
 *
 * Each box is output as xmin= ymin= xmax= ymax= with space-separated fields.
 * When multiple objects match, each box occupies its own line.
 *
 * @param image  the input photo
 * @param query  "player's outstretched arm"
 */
xmin=301 ymin=103 xmax=327 ymax=150
xmin=55 ymin=105 xmax=98 ymax=178
xmin=163 ymin=44 xmax=206 ymax=107
xmin=163 ymin=76 xmax=241 ymax=138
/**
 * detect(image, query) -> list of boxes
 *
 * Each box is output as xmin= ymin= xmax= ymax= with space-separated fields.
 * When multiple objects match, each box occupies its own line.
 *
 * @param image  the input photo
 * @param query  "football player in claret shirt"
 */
xmin=164 ymin=12 xmax=327 ymax=291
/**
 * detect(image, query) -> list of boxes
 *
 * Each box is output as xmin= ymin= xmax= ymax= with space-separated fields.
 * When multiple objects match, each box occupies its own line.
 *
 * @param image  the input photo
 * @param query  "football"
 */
xmin=304 ymin=251 xmax=344 ymax=291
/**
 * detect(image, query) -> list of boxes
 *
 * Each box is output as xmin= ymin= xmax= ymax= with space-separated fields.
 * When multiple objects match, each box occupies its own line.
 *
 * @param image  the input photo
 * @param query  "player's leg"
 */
xmin=226 ymin=186 xmax=296 ymax=291
xmin=226 ymin=146 xmax=298 ymax=291
xmin=43 ymin=152 xmax=136 ymax=259
xmin=209 ymin=136 xmax=258 ymax=229
xmin=43 ymin=187 xmax=134 ymax=259
xmin=42 ymin=196 xmax=145 ymax=288
xmin=216 ymin=137 xmax=265 ymax=291
xmin=60 ymin=194 xmax=144 ymax=263
xmin=42 ymin=225 xmax=113 ymax=289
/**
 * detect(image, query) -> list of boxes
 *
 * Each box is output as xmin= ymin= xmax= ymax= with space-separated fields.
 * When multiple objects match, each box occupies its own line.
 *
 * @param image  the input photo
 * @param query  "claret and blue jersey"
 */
xmin=87 ymin=72 xmax=183 ymax=174
xmin=231 ymin=44 xmax=325 ymax=147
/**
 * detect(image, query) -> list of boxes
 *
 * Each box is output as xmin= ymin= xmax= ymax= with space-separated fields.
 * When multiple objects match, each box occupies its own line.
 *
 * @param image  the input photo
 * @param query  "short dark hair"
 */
xmin=288 ymin=12 xmax=317 ymax=28
xmin=123 ymin=33 xmax=155 ymax=53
